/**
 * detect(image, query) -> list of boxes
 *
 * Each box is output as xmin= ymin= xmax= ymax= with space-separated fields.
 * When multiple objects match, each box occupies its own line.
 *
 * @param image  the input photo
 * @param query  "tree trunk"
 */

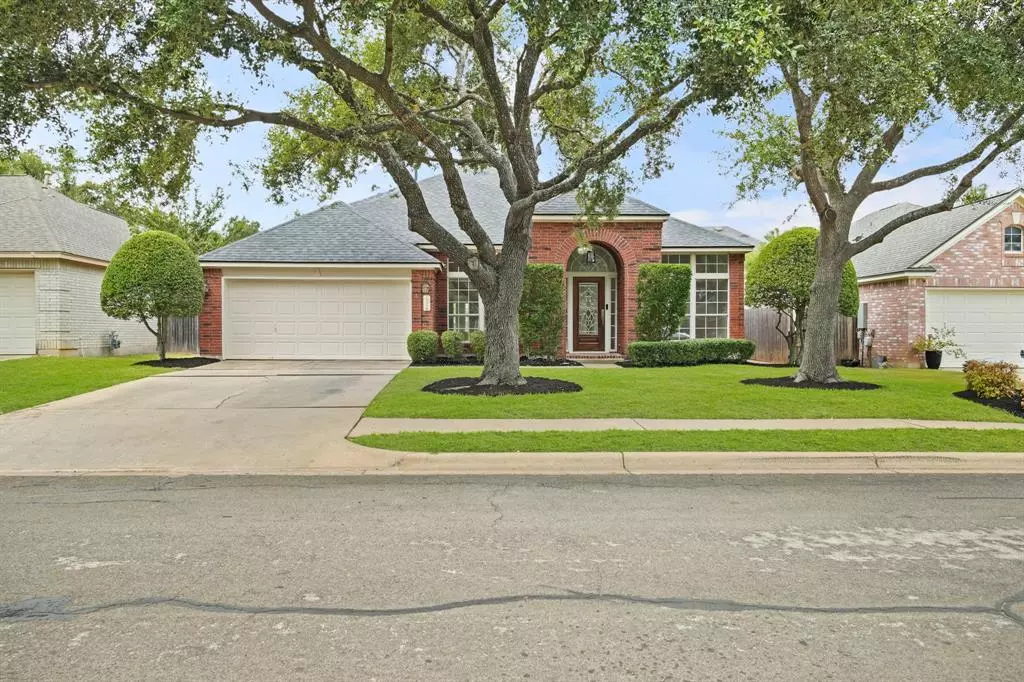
xmin=157 ymin=316 xmax=168 ymax=362
xmin=789 ymin=307 xmax=805 ymax=366
xmin=795 ymin=233 xmax=845 ymax=383
xmin=478 ymin=286 xmax=525 ymax=385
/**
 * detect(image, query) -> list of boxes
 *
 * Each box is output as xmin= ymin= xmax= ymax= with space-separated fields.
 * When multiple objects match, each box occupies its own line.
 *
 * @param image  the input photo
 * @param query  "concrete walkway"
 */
xmin=350 ymin=416 xmax=1024 ymax=436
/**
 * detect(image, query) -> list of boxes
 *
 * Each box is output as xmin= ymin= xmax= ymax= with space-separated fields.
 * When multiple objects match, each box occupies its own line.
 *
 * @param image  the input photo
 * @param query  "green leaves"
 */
xmin=634 ymin=263 xmax=692 ymax=341
xmin=519 ymin=264 xmax=565 ymax=358
xmin=100 ymin=230 xmax=204 ymax=322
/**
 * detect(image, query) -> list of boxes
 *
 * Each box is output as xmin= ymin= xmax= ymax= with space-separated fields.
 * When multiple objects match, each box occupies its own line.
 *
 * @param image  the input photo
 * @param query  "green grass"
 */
xmin=363 ymin=365 xmax=1023 ymax=422
xmin=352 ymin=428 xmax=1024 ymax=453
xmin=0 ymin=355 xmax=177 ymax=414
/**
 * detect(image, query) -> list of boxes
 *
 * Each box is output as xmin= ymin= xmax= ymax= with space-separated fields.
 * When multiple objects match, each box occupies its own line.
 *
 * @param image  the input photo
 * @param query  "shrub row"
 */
xmin=963 ymin=360 xmax=1022 ymax=399
xmin=406 ymin=329 xmax=487 ymax=363
xmin=628 ymin=339 xmax=756 ymax=367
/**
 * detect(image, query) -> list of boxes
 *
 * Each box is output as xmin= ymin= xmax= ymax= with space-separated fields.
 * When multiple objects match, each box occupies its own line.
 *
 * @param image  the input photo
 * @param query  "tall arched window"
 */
xmin=1005 ymin=225 xmax=1023 ymax=253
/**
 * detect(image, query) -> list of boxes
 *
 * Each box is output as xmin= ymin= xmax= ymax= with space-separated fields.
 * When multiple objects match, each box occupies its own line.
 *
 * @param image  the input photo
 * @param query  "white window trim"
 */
xmin=1004 ymin=225 xmax=1023 ymax=253
xmin=447 ymin=269 xmax=484 ymax=332
xmin=661 ymin=253 xmax=731 ymax=339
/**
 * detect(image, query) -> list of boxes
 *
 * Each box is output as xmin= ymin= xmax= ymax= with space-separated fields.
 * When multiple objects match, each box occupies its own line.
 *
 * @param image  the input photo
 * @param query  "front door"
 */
xmin=573 ymin=277 xmax=605 ymax=351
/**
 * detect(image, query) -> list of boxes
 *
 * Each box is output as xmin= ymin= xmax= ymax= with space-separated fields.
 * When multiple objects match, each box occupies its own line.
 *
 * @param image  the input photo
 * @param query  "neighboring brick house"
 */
xmin=0 ymin=176 xmax=155 ymax=356
xmin=851 ymin=189 xmax=1024 ymax=368
xmin=197 ymin=170 xmax=754 ymax=360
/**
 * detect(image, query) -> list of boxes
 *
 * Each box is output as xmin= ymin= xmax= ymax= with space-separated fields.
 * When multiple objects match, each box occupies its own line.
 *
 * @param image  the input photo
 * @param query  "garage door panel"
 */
xmin=224 ymin=278 xmax=411 ymax=359
xmin=926 ymin=289 xmax=1024 ymax=367
xmin=0 ymin=273 xmax=36 ymax=355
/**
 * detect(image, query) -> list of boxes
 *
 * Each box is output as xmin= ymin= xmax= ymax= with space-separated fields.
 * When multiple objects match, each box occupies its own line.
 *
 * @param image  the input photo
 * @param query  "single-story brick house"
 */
xmin=851 ymin=188 xmax=1024 ymax=368
xmin=0 ymin=176 xmax=155 ymax=356
xmin=197 ymin=171 xmax=755 ymax=360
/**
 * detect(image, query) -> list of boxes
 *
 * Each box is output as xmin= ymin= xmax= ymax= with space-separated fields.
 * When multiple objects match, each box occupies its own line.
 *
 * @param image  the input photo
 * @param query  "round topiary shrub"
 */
xmin=407 ymin=330 xmax=439 ymax=363
xmin=101 ymin=230 xmax=204 ymax=360
xmin=468 ymin=330 xmax=486 ymax=361
xmin=441 ymin=330 xmax=464 ymax=358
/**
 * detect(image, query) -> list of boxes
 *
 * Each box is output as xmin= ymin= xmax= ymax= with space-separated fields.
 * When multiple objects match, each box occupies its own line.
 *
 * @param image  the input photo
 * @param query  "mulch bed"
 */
xmin=134 ymin=357 xmax=220 ymax=369
xmin=740 ymin=376 xmax=881 ymax=391
xmin=422 ymin=376 xmax=582 ymax=397
xmin=954 ymin=390 xmax=1024 ymax=419
xmin=413 ymin=357 xmax=583 ymax=367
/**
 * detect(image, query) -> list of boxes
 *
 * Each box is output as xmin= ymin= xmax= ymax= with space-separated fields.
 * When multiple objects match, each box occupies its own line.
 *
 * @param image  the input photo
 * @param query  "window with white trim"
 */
xmin=661 ymin=253 xmax=730 ymax=338
xmin=447 ymin=264 xmax=482 ymax=332
xmin=1005 ymin=225 xmax=1023 ymax=253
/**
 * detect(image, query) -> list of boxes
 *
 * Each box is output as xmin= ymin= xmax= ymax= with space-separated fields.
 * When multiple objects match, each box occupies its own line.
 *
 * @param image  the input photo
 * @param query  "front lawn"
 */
xmin=364 ymin=365 xmax=1023 ymax=422
xmin=352 ymin=428 xmax=1024 ymax=453
xmin=0 ymin=355 xmax=177 ymax=414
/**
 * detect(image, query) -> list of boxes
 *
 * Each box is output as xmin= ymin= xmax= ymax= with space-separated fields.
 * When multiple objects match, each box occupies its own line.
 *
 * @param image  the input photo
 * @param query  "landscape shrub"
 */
xmin=627 ymin=339 xmax=756 ymax=367
xmin=101 ymin=230 xmax=204 ymax=360
xmin=962 ymin=360 xmax=1022 ymax=399
xmin=519 ymin=264 xmax=564 ymax=357
xmin=634 ymin=263 xmax=692 ymax=341
xmin=441 ymin=330 xmax=465 ymax=358
xmin=407 ymin=331 xmax=439 ymax=363
xmin=468 ymin=330 xmax=486 ymax=360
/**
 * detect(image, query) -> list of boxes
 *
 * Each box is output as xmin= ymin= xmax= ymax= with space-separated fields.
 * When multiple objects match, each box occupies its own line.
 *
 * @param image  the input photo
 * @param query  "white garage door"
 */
xmin=925 ymin=289 xmax=1024 ymax=368
xmin=223 ymin=278 xmax=411 ymax=360
xmin=0 ymin=273 xmax=36 ymax=355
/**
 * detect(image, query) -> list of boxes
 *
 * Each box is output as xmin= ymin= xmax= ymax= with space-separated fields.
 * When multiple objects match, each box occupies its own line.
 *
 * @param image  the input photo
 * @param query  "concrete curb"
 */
xmin=349 ymin=417 xmax=1024 ymax=436
xmin=2 ymin=451 xmax=1021 ymax=477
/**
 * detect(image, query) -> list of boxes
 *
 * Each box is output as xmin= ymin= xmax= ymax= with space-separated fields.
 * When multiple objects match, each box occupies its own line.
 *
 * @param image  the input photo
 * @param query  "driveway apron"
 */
xmin=0 ymin=360 xmax=406 ymax=474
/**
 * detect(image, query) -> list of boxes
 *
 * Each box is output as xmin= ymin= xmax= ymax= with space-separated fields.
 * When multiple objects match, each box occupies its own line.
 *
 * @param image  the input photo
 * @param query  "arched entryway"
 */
xmin=566 ymin=243 xmax=621 ymax=353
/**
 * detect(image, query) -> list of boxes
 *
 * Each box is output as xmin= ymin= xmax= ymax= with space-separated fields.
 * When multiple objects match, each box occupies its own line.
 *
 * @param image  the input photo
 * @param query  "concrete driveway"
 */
xmin=0 ymin=360 xmax=407 ymax=475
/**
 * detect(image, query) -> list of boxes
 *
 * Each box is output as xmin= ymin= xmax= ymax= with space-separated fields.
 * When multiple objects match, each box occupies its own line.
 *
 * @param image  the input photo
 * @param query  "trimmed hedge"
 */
xmin=441 ymin=330 xmax=464 ymax=358
xmin=407 ymin=331 xmax=439 ymax=363
xmin=635 ymin=263 xmax=692 ymax=341
xmin=628 ymin=339 xmax=756 ymax=367
xmin=519 ymin=263 xmax=564 ymax=358
xmin=468 ymin=330 xmax=486 ymax=360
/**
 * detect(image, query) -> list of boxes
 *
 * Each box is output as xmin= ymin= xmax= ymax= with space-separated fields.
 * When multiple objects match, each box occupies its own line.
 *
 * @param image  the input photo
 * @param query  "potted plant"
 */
xmin=911 ymin=325 xmax=966 ymax=369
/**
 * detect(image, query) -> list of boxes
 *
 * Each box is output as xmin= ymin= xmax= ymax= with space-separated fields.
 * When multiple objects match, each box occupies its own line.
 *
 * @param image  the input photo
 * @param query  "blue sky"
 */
xmin=28 ymin=59 xmax=1024 ymax=240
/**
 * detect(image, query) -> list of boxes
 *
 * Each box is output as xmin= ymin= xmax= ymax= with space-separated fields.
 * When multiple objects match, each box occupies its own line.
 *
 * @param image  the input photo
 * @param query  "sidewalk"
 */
xmin=350 ymin=417 xmax=1024 ymax=436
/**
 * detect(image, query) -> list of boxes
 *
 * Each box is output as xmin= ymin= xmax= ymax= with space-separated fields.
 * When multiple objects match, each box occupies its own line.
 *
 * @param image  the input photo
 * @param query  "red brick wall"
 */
xmin=410 ymin=254 xmax=448 ymax=332
xmin=530 ymin=221 xmax=663 ymax=353
xmin=729 ymin=253 xmax=746 ymax=339
xmin=198 ymin=268 xmax=223 ymax=357
xmin=857 ymin=196 xmax=1024 ymax=366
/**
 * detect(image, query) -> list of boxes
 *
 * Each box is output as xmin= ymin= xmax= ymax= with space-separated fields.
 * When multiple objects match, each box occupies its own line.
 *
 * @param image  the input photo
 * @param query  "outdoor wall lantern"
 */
xmin=421 ymin=280 xmax=431 ymax=313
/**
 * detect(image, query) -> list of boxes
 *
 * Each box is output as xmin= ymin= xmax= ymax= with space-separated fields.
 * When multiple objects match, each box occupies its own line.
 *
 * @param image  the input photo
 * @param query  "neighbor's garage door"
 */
xmin=223 ymin=278 xmax=411 ymax=359
xmin=0 ymin=272 xmax=36 ymax=355
xmin=925 ymin=289 xmax=1024 ymax=368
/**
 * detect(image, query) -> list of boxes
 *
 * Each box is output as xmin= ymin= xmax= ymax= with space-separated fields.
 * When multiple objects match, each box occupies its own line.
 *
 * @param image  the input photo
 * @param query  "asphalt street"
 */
xmin=1 ymin=474 xmax=1022 ymax=680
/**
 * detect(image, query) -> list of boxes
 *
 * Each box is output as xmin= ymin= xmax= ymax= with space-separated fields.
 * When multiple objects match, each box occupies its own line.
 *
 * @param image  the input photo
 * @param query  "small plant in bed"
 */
xmin=956 ymin=360 xmax=1024 ymax=418
xmin=422 ymin=376 xmax=581 ymax=396
xmin=626 ymin=339 xmax=756 ymax=367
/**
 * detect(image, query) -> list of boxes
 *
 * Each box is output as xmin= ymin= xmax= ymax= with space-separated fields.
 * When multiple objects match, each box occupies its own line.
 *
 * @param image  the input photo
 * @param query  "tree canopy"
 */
xmin=0 ymin=0 xmax=780 ymax=384
xmin=719 ymin=0 xmax=1024 ymax=381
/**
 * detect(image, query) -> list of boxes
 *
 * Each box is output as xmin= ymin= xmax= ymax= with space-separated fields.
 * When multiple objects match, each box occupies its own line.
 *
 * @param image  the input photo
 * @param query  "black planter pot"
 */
xmin=924 ymin=350 xmax=943 ymax=370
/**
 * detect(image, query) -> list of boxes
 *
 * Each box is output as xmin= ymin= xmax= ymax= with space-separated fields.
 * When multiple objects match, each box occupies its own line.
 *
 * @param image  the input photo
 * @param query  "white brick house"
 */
xmin=0 ymin=176 xmax=155 ymax=356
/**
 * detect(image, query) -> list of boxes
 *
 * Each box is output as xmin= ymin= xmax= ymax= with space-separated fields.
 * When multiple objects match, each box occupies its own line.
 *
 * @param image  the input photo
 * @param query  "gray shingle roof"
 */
xmin=534 ymin=192 xmax=669 ymax=217
xmin=0 ymin=175 xmax=130 ymax=262
xmin=850 ymin=190 xmax=1018 ymax=278
xmin=661 ymin=217 xmax=755 ymax=248
xmin=199 ymin=200 xmax=437 ymax=264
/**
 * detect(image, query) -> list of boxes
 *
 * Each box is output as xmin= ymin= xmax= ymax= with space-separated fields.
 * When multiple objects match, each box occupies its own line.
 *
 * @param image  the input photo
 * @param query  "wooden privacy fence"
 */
xmin=167 ymin=316 xmax=199 ymax=354
xmin=744 ymin=307 xmax=857 ymax=365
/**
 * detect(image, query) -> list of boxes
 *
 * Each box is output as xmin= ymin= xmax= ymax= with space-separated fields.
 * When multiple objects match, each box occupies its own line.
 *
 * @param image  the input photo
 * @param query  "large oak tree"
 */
xmin=719 ymin=0 xmax=1024 ymax=382
xmin=1 ymin=0 xmax=770 ymax=385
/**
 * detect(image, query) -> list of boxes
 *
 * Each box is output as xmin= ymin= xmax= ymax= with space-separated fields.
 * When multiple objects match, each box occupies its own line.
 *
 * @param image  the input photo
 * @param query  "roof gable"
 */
xmin=0 ymin=175 xmax=130 ymax=262
xmin=660 ymin=217 xmax=755 ymax=249
xmin=200 ymin=200 xmax=437 ymax=264
xmin=850 ymin=190 xmax=1020 ymax=278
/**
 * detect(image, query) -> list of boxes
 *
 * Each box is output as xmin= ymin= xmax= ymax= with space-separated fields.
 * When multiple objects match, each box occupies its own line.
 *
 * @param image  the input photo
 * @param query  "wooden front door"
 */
xmin=573 ymin=277 xmax=605 ymax=351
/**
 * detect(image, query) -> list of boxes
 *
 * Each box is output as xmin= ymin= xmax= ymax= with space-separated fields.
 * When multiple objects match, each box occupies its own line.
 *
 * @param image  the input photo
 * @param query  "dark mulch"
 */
xmin=412 ymin=356 xmax=583 ymax=367
xmin=954 ymin=390 xmax=1024 ymax=419
xmin=134 ymin=357 xmax=220 ymax=369
xmin=422 ymin=376 xmax=582 ymax=397
xmin=740 ymin=376 xmax=881 ymax=391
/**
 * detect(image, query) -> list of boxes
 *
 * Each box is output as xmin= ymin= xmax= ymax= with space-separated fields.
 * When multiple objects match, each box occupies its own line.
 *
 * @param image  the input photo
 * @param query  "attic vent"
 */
xmin=714 ymin=226 xmax=723 ymax=232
